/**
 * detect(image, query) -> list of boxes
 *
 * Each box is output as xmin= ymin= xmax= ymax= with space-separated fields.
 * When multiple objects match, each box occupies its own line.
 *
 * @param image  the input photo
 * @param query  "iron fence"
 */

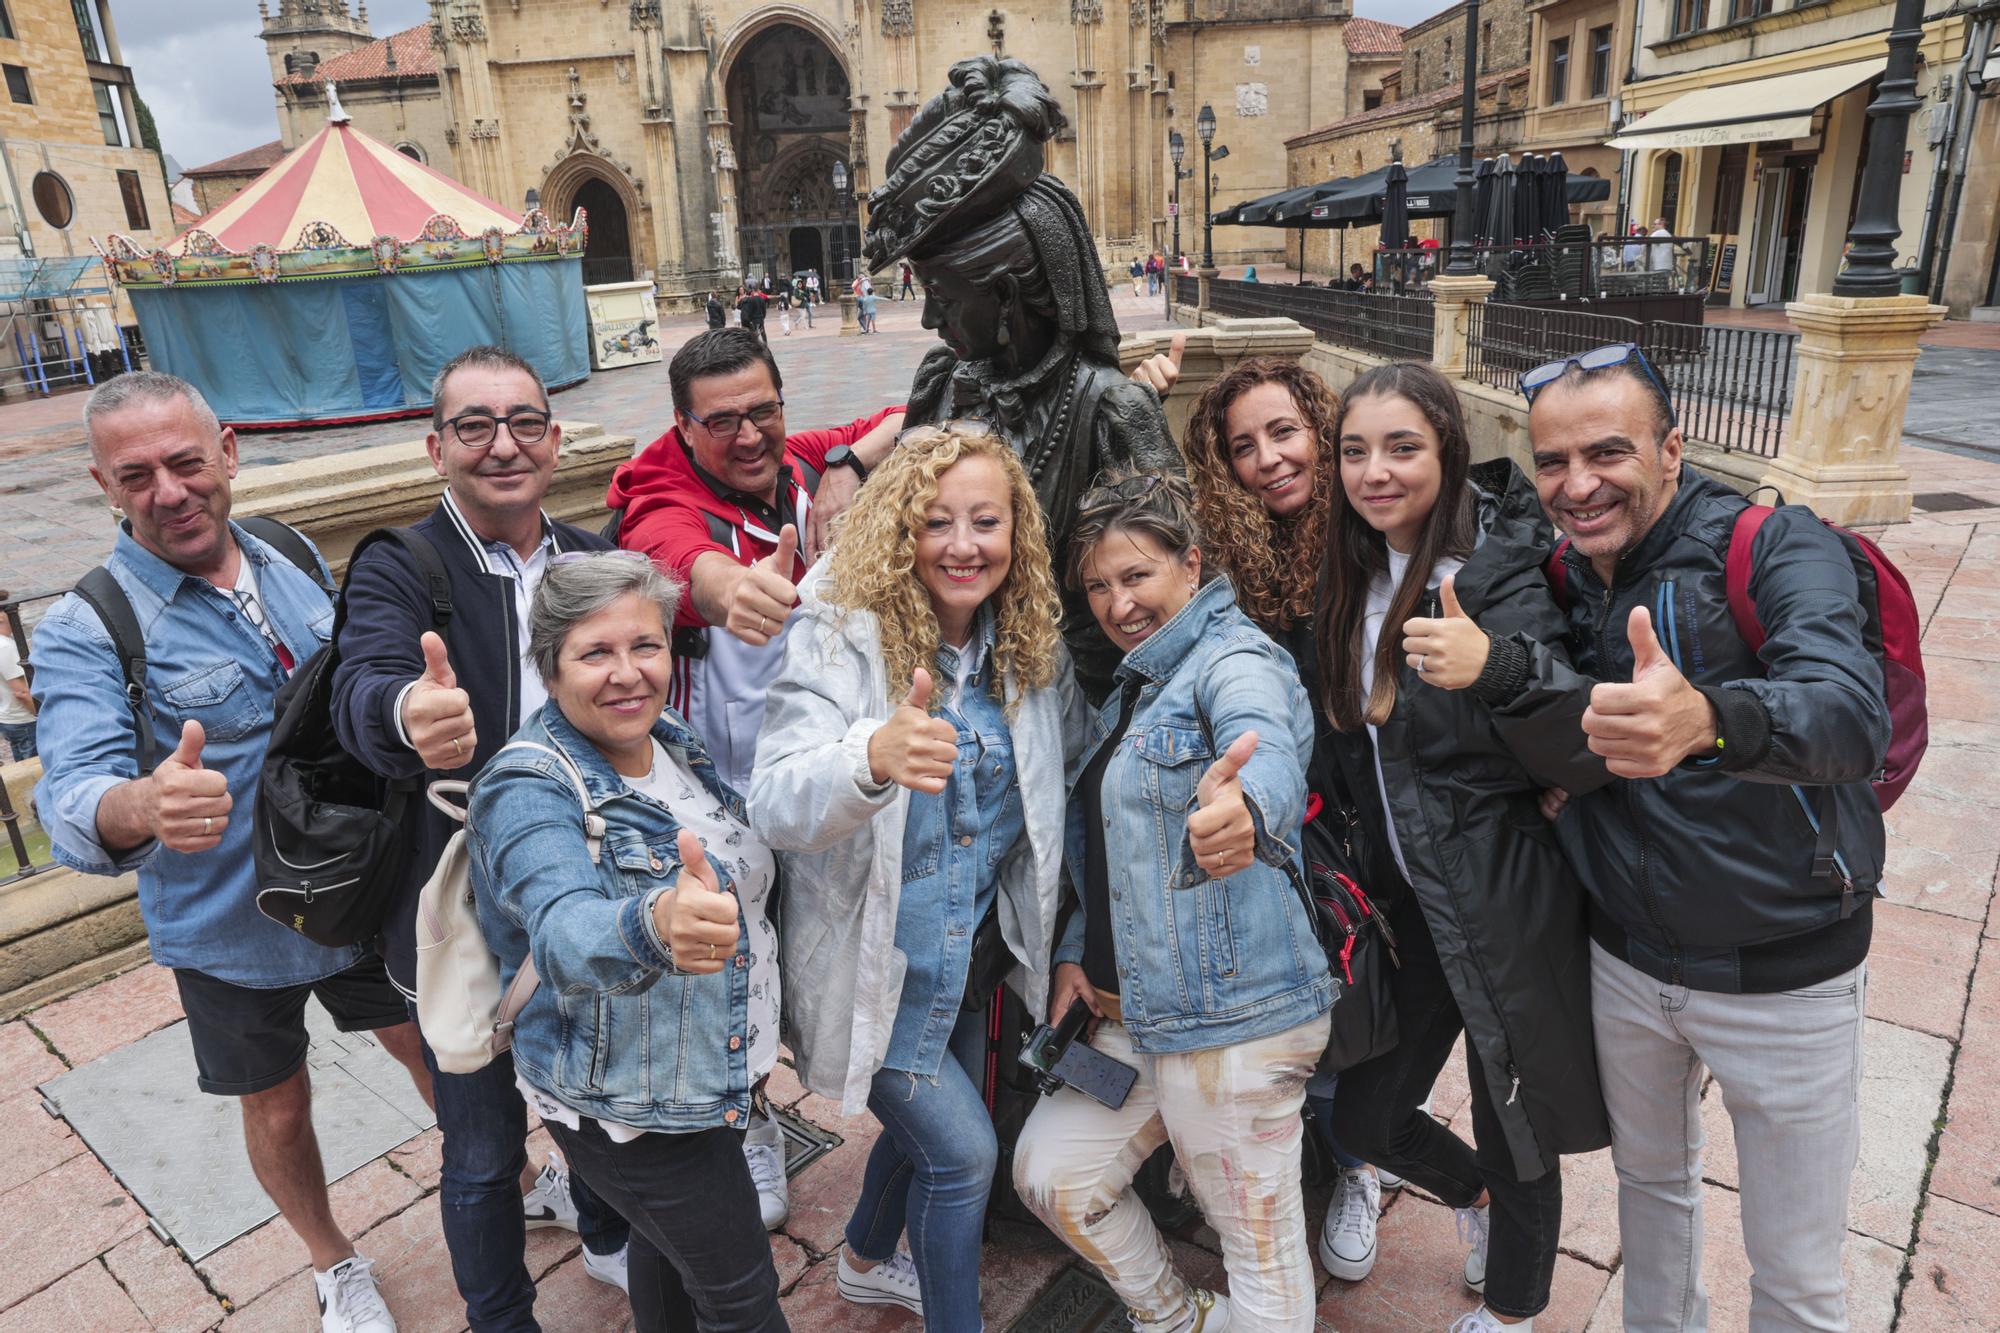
xmin=1205 ymin=280 xmax=1435 ymax=362
xmin=1369 ymin=237 xmax=1714 ymax=302
xmin=1467 ymin=304 xmax=1796 ymax=458
xmin=1171 ymin=273 xmax=1200 ymax=308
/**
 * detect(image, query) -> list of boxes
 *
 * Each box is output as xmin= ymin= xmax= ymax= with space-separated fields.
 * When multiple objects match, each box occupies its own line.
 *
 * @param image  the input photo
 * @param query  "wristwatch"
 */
xmin=824 ymin=444 xmax=869 ymax=482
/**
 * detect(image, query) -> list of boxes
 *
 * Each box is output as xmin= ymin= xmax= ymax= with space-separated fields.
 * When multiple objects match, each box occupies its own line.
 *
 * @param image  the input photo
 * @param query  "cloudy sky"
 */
xmin=123 ymin=0 xmax=1458 ymax=172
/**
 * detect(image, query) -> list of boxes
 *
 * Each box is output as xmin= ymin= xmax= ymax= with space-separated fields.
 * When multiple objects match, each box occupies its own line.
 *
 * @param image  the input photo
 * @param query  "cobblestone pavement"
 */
xmin=8 ymin=295 xmax=2000 ymax=1330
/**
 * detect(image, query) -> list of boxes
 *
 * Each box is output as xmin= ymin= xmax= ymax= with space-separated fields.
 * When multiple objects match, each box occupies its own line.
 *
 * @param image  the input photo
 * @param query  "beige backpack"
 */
xmin=415 ymin=742 xmax=604 ymax=1075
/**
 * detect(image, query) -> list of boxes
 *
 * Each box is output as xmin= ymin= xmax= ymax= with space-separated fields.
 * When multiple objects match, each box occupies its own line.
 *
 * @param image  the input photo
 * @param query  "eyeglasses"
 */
xmin=1519 ymin=343 xmax=1678 ymax=427
xmin=1078 ymin=474 xmax=1176 ymax=513
xmin=445 ymin=409 xmax=553 ymax=448
xmin=550 ymin=549 xmax=654 ymax=568
xmin=685 ymin=398 xmax=785 ymax=440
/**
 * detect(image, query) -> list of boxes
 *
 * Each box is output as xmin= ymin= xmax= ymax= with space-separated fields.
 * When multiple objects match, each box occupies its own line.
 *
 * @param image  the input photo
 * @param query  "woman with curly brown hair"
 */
xmin=749 ymin=422 xmax=1085 ymax=1330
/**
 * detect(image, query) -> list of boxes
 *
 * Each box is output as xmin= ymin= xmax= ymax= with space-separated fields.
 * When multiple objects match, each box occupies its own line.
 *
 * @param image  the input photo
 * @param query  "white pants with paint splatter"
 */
xmin=1013 ymin=1012 xmax=1331 ymax=1332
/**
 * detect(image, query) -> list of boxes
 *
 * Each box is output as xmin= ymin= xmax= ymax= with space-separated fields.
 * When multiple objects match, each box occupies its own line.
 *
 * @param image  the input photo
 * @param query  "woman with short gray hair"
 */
xmin=468 ymin=551 xmax=789 ymax=1333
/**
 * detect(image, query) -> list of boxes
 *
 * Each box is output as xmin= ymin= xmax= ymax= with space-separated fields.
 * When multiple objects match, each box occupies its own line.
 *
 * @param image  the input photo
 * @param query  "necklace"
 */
xmin=1021 ymin=350 xmax=1082 ymax=486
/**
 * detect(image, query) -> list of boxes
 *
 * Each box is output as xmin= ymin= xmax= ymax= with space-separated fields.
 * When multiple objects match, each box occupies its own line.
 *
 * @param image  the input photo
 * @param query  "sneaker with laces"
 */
xmin=1377 ymin=1166 xmax=1406 ymax=1192
xmin=744 ymin=1115 xmax=789 ymax=1230
xmin=522 ymin=1154 xmax=580 ymax=1232
xmin=1318 ymin=1166 xmax=1381 ymax=1280
xmin=1448 ymin=1307 xmax=1530 ymax=1332
xmin=582 ymin=1242 xmax=629 ymax=1293
xmin=315 ymin=1255 xmax=395 ymax=1333
xmin=1456 ymin=1203 xmax=1491 ymax=1293
xmin=838 ymin=1248 xmax=923 ymax=1314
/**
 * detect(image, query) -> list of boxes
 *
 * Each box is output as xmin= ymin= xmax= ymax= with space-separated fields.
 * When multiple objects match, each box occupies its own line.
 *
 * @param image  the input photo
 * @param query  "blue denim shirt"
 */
xmin=469 ymin=701 xmax=761 ymax=1133
xmin=884 ymin=620 xmax=1026 ymax=1076
xmin=1056 ymin=577 xmax=1332 ymax=1054
xmin=31 ymin=523 xmax=356 ymax=986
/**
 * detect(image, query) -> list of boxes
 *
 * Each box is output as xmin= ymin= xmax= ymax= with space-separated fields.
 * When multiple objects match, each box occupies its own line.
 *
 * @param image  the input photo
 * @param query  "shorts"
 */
xmin=172 ymin=953 xmax=409 ymax=1096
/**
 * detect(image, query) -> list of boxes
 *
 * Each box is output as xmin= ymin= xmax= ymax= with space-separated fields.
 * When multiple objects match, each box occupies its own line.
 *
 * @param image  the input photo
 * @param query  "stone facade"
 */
xmin=1399 ymin=0 xmax=1529 ymax=100
xmin=1519 ymin=0 xmax=1626 ymax=230
xmin=180 ymin=140 xmax=287 ymax=216
xmin=269 ymin=24 xmax=452 ymax=169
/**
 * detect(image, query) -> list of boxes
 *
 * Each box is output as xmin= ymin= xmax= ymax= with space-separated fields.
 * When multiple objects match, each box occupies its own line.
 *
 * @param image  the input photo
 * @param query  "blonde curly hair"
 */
xmin=826 ymin=421 xmax=1064 ymax=713
xmin=1182 ymin=357 xmax=1341 ymax=632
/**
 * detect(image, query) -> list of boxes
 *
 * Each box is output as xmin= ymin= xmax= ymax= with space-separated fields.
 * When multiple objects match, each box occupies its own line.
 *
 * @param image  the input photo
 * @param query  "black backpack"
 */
xmin=252 ymin=527 xmax=452 ymax=947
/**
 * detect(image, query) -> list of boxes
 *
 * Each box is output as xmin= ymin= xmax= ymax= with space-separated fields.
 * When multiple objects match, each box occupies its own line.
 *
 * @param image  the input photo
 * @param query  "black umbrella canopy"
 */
xmin=1269 ymin=171 xmax=1369 ymax=226
xmin=1472 ymin=157 xmax=1497 ymax=244
xmin=1380 ymin=159 xmax=1410 ymax=250
xmin=1545 ymin=151 xmax=1573 ymax=228
xmin=1235 ymin=182 xmax=1326 ymax=227
xmin=1484 ymin=154 xmax=1517 ymax=244
xmin=1512 ymin=155 xmax=1538 ymax=243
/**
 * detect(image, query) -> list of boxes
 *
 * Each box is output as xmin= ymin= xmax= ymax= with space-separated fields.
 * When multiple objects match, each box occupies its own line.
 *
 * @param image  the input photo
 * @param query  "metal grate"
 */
xmin=1205 ymin=280 xmax=1435 ymax=361
xmin=1004 ymin=1265 xmax=1130 ymax=1332
xmin=1913 ymin=491 xmax=2000 ymax=513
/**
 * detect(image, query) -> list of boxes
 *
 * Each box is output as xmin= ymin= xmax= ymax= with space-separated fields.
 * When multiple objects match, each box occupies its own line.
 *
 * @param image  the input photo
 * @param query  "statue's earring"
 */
xmin=996 ymin=304 xmax=1011 ymax=348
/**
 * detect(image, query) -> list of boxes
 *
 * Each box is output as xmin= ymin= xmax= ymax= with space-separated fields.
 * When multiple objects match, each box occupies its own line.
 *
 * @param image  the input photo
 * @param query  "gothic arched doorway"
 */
xmin=724 ymin=22 xmax=856 ymax=282
xmin=573 ymin=176 xmax=633 ymax=285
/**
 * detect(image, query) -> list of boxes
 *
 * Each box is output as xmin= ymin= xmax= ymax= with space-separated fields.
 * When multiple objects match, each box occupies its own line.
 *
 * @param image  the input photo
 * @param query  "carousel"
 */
xmin=95 ymin=91 xmax=589 ymax=428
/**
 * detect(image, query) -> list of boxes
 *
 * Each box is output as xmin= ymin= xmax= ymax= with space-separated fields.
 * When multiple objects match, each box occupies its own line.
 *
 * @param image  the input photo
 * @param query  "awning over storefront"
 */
xmin=1606 ymin=57 xmax=1886 ymax=151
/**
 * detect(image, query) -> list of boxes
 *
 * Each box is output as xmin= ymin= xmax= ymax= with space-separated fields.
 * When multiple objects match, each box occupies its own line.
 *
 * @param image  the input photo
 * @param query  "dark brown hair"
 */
xmin=1182 ymin=357 xmax=1340 ymax=632
xmin=1067 ymin=472 xmax=1209 ymax=590
xmin=1316 ymin=362 xmax=1477 ymax=731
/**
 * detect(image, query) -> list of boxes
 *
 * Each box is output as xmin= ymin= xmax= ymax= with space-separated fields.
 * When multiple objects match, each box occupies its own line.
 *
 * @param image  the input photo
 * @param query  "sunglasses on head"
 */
xmin=1078 ymin=474 xmax=1177 ymax=514
xmin=1519 ymin=343 xmax=1677 ymax=428
xmin=550 ymin=549 xmax=655 ymax=568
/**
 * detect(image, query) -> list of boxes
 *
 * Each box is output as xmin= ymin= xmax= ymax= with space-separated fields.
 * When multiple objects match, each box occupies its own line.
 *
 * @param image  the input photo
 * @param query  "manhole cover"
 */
xmin=773 ymin=1105 xmax=839 ymax=1179
xmin=1914 ymin=492 xmax=1998 ymax=513
xmin=40 ymin=1004 xmax=433 ymax=1259
xmin=1005 ymin=1265 xmax=1128 ymax=1332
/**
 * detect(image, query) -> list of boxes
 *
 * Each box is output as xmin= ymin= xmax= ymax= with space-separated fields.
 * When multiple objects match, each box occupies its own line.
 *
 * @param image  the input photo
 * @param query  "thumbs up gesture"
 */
xmin=1582 ymin=606 xmax=1721 ymax=778
xmin=723 ymin=523 xmax=802 ymax=647
xmin=1187 ymin=730 xmax=1260 ymax=879
xmin=401 ymin=630 xmax=477 ymax=771
xmin=651 ymin=828 xmax=742 ymax=975
xmin=152 ymin=720 xmax=233 ymax=852
xmin=1401 ymin=574 xmax=1491 ymax=691
xmin=865 ymin=668 xmax=960 ymax=793
xmin=1128 ymin=330 xmax=1187 ymax=396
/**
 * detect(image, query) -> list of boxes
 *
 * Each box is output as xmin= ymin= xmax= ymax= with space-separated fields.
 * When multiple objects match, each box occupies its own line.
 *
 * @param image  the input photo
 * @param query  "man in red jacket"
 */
xmin=605 ymin=327 xmax=903 ymax=797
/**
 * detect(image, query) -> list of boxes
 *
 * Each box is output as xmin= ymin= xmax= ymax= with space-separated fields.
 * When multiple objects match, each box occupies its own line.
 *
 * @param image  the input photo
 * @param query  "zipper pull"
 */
xmin=1507 ymin=1075 xmax=1521 ymax=1106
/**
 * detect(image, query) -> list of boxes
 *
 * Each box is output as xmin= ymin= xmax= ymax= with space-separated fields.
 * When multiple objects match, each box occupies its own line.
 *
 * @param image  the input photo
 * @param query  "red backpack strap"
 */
xmin=1725 ymin=505 xmax=1776 ymax=655
xmin=1546 ymin=537 xmax=1573 ymax=609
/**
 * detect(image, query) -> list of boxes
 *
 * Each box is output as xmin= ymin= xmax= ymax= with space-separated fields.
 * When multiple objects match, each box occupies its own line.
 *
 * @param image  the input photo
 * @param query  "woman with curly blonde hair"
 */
xmin=750 ymin=422 xmax=1086 ymax=1330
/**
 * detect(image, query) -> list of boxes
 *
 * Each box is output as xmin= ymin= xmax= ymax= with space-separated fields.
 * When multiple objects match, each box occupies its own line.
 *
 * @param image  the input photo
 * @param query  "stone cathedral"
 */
xmin=260 ymin=1 xmax=1381 ymax=310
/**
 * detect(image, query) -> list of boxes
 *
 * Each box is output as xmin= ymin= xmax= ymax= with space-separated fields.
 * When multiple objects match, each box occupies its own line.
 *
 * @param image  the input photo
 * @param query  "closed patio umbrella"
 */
xmin=1472 ymin=157 xmax=1496 ymax=244
xmin=1380 ymin=159 xmax=1410 ymax=251
xmin=1545 ymin=151 xmax=1573 ymax=230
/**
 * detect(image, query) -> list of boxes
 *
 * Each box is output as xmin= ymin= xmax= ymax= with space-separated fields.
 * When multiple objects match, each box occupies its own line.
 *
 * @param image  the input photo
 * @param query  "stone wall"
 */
xmin=280 ymin=81 xmax=452 ymax=169
xmin=1399 ymin=0 xmax=1528 ymax=98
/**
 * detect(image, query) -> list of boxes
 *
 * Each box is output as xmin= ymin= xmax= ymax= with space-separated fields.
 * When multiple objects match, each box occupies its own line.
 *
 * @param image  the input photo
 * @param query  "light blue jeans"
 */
xmin=846 ymin=1006 xmax=996 ymax=1332
xmin=1591 ymin=941 xmax=1865 ymax=1333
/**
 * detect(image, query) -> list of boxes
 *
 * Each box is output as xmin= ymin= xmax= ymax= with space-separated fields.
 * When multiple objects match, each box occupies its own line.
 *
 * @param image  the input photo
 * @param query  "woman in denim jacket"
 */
xmin=750 ymin=424 xmax=1085 ymax=1330
xmin=469 ymin=553 xmax=787 ymax=1333
xmin=1013 ymin=475 xmax=1334 ymax=1333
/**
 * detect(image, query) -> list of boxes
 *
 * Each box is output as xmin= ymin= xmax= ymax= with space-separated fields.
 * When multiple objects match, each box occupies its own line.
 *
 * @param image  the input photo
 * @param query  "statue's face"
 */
xmin=913 ymin=262 xmax=1006 ymax=361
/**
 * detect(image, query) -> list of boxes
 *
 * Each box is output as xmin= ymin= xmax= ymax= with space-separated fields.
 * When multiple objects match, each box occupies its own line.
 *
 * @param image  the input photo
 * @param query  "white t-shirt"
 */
xmin=1360 ymin=546 xmax=1465 ymax=882
xmin=521 ymin=737 xmax=781 ymax=1142
xmin=0 ymin=634 xmax=31 ymax=725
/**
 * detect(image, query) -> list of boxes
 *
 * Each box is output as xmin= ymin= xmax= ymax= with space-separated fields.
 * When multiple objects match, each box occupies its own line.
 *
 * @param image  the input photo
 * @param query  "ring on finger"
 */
xmin=451 ymin=735 xmax=464 ymax=756
xmin=203 ymin=816 xmax=213 ymax=836
xmin=1417 ymin=653 xmax=1429 ymax=674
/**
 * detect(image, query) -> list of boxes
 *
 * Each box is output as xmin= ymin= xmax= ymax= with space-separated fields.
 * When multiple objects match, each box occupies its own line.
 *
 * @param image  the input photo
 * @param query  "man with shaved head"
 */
xmin=34 ymin=371 xmax=427 ymax=1333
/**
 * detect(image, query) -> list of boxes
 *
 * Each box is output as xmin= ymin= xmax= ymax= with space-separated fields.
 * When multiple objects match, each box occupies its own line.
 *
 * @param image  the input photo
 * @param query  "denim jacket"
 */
xmin=32 ymin=522 xmax=357 ymax=986
xmin=469 ymin=702 xmax=761 ymax=1133
xmin=1056 ymin=577 xmax=1332 ymax=1054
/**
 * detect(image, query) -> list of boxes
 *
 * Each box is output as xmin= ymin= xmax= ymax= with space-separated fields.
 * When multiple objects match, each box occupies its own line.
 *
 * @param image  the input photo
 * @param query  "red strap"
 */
xmin=1304 ymin=792 xmax=1324 ymax=825
xmin=1546 ymin=537 xmax=1572 ymax=608
xmin=1725 ymin=505 xmax=1775 ymax=655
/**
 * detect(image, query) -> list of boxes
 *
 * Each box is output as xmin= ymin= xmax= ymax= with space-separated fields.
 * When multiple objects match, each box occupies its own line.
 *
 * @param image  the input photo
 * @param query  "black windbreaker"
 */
xmin=1321 ymin=459 xmax=1612 ymax=1182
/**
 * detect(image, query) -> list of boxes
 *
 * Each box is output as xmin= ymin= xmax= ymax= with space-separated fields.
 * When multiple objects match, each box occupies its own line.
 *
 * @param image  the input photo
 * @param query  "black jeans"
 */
xmin=1329 ymin=892 xmax=1563 ymax=1320
xmin=545 ymin=1118 xmax=789 ymax=1333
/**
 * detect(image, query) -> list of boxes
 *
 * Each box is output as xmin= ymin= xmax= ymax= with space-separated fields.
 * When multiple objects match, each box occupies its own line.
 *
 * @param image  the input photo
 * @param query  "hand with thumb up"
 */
xmin=401 ymin=630 xmax=477 ymax=771
xmin=1401 ymin=574 xmax=1491 ymax=691
xmin=1187 ymin=730 xmax=1260 ymax=879
xmin=152 ymin=720 xmax=233 ymax=853
xmin=723 ymin=523 xmax=802 ymax=648
xmin=866 ymin=668 xmax=960 ymax=794
xmin=651 ymin=828 xmax=741 ymax=975
xmin=1128 ymin=329 xmax=1187 ymax=396
xmin=1582 ymin=605 xmax=1721 ymax=779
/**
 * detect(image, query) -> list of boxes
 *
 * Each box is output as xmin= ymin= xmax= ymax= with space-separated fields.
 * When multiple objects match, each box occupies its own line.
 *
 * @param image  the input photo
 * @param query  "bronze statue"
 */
xmin=863 ymin=55 xmax=1180 ymax=695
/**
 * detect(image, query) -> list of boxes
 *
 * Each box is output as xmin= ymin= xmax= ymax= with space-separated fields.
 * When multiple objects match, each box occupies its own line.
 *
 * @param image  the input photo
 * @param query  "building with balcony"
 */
xmin=1519 ymin=0 xmax=1624 ymax=232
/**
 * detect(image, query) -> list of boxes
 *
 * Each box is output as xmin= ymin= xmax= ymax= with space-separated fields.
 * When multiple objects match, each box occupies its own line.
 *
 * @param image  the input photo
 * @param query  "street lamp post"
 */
xmin=1196 ymin=103 xmax=1218 ymax=272
xmin=1168 ymin=128 xmax=1187 ymax=308
xmin=1447 ymin=0 xmax=1483 ymax=275
xmin=1833 ymin=0 xmax=1926 ymax=297
xmin=830 ymin=159 xmax=852 ymax=283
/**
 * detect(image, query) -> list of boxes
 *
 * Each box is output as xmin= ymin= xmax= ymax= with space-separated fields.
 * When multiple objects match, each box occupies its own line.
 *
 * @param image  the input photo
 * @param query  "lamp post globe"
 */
xmin=831 ymin=159 xmax=851 ymax=281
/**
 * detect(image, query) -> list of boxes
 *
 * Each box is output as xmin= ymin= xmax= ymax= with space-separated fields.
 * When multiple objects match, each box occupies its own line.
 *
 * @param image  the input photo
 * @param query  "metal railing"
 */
xmin=1205 ymin=280 xmax=1435 ymax=362
xmin=1371 ymin=236 xmax=1715 ymax=302
xmin=1171 ymin=273 xmax=1200 ymax=308
xmin=1466 ymin=303 xmax=1796 ymax=457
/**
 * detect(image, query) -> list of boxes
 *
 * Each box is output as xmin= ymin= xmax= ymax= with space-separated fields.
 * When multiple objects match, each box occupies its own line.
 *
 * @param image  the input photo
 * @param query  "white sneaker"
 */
xmin=1449 ymin=1308 xmax=1530 ymax=1332
xmin=1377 ymin=1166 xmax=1406 ymax=1191
xmin=837 ymin=1248 xmax=922 ymax=1315
xmin=522 ymin=1154 xmax=579 ymax=1232
xmin=1456 ymin=1203 xmax=1491 ymax=1294
xmin=1181 ymin=1288 xmax=1231 ymax=1332
xmin=582 ymin=1242 xmax=629 ymax=1293
xmin=315 ymin=1255 xmax=395 ymax=1333
xmin=1318 ymin=1166 xmax=1381 ymax=1281
xmin=744 ymin=1115 xmax=789 ymax=1229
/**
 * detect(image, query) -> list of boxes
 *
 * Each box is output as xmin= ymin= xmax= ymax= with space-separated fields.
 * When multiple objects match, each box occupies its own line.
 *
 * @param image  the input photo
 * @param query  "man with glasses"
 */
xmin=1523 ymin=344 xmax=1888 ymax=1332
xmin=329 ymin=346 xmax=633 ymax=1329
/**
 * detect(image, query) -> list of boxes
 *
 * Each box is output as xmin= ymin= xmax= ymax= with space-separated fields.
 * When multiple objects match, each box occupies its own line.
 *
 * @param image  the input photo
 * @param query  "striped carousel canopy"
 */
xmin=181 ymin=117 xmax=519 ymax=254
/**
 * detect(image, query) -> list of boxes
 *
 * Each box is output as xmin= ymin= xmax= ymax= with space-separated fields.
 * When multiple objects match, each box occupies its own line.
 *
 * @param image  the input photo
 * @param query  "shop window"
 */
xmin=1659 ymin=152 xmax=1683 ymax=230
xmin=94 ymin=81 xmax=121 ymax=146
xmin=1589 ymin=26 xmax=1613 ymax=99
xmin=117 ymin=169 xmax=147 ymax=230
xmin=1547 ymin=38 xmax=1570 ymax=105
xmin=32 ymin=171 xmax=73 ymax=228
xmin=4 ymin=63 xmax=29 ymax=104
